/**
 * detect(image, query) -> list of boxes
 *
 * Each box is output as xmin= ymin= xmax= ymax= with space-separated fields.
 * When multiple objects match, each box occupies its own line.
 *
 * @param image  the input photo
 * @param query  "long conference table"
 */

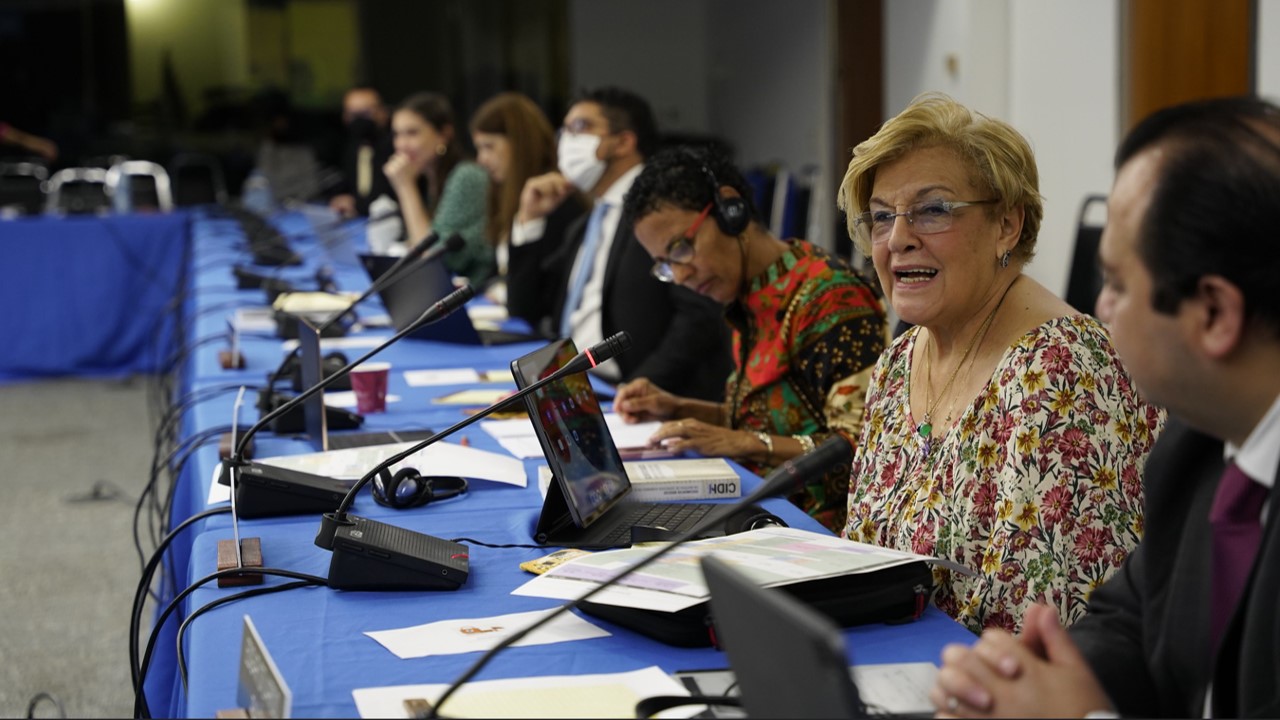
xmin=0 ymin=212 xmax=189 ymax=380
xmin=150 ymin=207 xmax=977 ymax=718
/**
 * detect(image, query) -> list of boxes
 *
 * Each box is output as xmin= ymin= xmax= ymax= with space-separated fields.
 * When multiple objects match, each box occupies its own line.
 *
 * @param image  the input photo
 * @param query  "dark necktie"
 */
xmin=1209 ymin=461 xmax=1269 ymax=652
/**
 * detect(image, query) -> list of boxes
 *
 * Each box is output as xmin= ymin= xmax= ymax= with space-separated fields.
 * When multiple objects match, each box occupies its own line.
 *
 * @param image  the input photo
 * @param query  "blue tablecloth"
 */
xmin=0 ymin=213 xmax=190 ymax=379
xmin=146 ymin=209 xmax=977 ymax=718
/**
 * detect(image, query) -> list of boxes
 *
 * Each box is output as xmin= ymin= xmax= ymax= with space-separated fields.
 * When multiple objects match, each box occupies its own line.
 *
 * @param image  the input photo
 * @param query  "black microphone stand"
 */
xmin=221 ymin=285 xmax=475 ymax=519
xmin=312 ymin=333 xmax=634 ymax=591
xmin=423 ymin=436 xmax=852 ymax=717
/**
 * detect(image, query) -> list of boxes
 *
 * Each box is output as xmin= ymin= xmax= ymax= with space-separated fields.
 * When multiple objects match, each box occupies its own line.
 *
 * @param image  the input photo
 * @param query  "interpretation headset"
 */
xmin=371 ymin=467 xmax=468 ymax=510
xmin=686 ymin=148 xmax=750 ymax=236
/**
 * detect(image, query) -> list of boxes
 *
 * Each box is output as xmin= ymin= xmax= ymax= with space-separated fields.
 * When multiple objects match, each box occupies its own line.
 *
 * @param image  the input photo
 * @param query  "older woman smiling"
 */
xmin=837 ymin=93 xmax=1164 ymax=633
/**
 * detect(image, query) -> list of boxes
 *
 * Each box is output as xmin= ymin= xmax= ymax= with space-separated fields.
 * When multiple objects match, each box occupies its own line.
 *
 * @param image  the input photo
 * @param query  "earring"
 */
xmin=1000 ymin=250 xmax=1011 ymax=268
xmin=436 ymin=143 xmax=447 ymax=156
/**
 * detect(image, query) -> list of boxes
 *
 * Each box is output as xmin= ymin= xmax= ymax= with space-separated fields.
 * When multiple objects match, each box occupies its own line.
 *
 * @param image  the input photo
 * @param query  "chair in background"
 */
xmin=1065 ymin=194 xmax=1108 ymax=317
xmin=170 ymin=152 xmax=228 ymax=207
xmin=44 ymin=167 xmax=111 ymax=215
xmin=106 ymin=160 xmax=174 ymax=212
xmin=0 ymin=162 xmax=48 ymax=215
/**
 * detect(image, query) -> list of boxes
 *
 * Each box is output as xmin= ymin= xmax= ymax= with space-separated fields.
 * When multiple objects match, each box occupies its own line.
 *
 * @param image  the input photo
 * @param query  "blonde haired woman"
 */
xmin=838 ymin=93 xmax=1164 ymax=633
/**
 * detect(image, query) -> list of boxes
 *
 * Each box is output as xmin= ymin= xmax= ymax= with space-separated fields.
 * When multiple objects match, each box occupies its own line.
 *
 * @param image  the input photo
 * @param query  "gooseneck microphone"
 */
xmin=220 ymin=284 xmax=475 ymax=518
xmin=259 ymin=234 xmax=463 ymax=406
xmin=423 ymin=435 xmax=852 ymax=717
xmin=312 ymin=332 xmax=634 ymax=591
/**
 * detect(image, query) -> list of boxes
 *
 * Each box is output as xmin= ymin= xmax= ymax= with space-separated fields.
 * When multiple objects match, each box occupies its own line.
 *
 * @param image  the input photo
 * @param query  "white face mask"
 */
xmin=558 ymin=132 xmax=607 ymax=191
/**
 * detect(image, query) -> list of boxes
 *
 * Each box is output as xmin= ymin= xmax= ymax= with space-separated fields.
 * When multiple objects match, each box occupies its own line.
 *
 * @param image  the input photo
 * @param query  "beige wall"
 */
xmin=126 ymin=0 xmax=358 ymax=116
xmin=124 ymin=0 xmax=249 ymax=117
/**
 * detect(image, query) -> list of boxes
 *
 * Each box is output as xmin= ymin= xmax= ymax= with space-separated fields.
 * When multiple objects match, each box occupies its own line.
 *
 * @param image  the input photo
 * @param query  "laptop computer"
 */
xmin=511 ymin=338 xmax=720 ymax=549
xmin=296 ymin=318 xmax=434 ymax=451
xmin=703 ymin=554 xmax=866 ymax=719
xmin=701 ymin=556 xmax=936 ymax=719
xmin=359 ymin=253 xmax=540 ymax=345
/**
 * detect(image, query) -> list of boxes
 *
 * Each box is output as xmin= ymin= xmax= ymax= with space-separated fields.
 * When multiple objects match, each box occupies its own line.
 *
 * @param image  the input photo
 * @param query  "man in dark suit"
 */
xmin=928 ymin=96 xmax=1280 ymax=717
xmin=329 ymin=86 xmax=396 ymax=218
xmin=513 ymin=87 xmax=731 ymax=400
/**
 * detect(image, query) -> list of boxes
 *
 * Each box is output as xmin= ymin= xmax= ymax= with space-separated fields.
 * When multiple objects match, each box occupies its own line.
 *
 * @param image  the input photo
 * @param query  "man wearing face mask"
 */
xmin=513 ymin=87 xmax=732 ymax=400
xmin=329 ymin=86 xmax=396 ymax=218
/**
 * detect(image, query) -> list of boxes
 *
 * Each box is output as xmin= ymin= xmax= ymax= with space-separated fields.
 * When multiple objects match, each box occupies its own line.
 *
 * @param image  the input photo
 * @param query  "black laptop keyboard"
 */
xmin=597 ymin=502 xmax=719 ymax=547
xmin=327 ymin=428 xmax=435 ymax=450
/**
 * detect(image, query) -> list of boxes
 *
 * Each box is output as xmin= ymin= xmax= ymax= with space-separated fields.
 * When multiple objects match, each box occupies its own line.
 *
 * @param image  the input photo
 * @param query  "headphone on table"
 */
xmin=685 ymin=148 xmax=750 ymax=236
xmin=371 ymin=467 xmax=468 ymax=509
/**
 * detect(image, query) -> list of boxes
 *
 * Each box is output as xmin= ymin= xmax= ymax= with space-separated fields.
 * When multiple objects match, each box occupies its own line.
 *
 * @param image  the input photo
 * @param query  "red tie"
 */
xmin=1209 ymin=462 xmax=1269 ymax=652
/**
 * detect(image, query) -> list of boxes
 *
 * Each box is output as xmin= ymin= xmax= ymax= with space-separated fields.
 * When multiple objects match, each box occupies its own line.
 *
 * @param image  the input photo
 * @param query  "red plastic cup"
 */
xmin=350 ymin=362 xmax=390 ymax=414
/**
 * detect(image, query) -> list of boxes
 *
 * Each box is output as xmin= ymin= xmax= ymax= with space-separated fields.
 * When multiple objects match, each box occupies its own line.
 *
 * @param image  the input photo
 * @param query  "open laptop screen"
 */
xmin=359 ymin=253 xmax=482 ymax=344
xmin=512 ymin=339 xmax=631 ymax=528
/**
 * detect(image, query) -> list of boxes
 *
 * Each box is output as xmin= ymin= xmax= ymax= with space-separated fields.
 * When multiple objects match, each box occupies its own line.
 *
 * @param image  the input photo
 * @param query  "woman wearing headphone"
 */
xmin=615 ymin=147 xmax=888 ymax=532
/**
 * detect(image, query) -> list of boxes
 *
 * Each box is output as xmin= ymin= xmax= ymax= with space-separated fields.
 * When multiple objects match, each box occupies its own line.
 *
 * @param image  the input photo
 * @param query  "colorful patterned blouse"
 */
xmin=842 ymin=315 xmax=1164 ymax=633
xmin=727 ymin=240 xmax=886 ymax=532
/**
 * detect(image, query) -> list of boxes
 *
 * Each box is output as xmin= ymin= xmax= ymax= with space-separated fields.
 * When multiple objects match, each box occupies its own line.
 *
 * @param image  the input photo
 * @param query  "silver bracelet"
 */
xmin=752 ymin=431 xmax=774 ymax=463
xmin=793 ymin=434 xmax=817 ymax=454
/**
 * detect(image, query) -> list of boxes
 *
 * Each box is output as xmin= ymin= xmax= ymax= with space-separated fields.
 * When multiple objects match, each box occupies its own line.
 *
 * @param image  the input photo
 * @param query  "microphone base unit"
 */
xmin=321 ymin=515 xmax=469 ymax=591
xmin=220 ymin=461 xmax=351 ymax=519
xmin=256 ymin=390 xmax=362 ymax=434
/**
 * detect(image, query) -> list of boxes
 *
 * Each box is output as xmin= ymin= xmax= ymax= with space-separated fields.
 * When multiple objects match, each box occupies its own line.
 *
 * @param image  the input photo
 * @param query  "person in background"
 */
xmin=0 ymin=122 xmax=58 ymax=163
xmin=837 ymin=93 xmax=1164 ymax=633
xmin=329 ymin=86 xmax=394 ymax=218
xmin=513 ymin=87 xmax=731 ymax=399
xmin=930 ymin=96 xmax=1280 ymax=719
xmin=469 ymin=92 xmax=588 ymax=326
xmin=384 ymin=92 xmax=492 ymax=288
xmin=252 ymin=90 xmax=323 ymax=204
xmin=616 ymin=147 xmax=887 ymax=532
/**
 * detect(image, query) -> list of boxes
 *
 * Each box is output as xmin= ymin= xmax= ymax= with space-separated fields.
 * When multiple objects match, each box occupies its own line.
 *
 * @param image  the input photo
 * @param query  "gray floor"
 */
xmin=0 ymin=377 xmax=154 ymax=718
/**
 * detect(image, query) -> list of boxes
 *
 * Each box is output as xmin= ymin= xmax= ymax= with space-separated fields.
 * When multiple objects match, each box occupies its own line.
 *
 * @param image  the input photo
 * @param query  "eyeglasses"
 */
xmin=854 ymin=199 xmax=999 ymax=242
xmin=651 ymin=203 xmax=713 ymax=283
xmin=558 ymin=116 xmax=606 ymax=138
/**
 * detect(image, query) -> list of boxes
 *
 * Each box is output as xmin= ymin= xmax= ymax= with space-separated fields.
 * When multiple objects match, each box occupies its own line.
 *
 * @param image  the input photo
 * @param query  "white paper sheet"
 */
xmin=279 ymin=335 xmax=391 ymax=352
xmin=403 ymin=368 xmax=481 ymax=386
xmin=852 ymin=662 xmax=939 ymax=715
xmin=512 ymin=527 xmax=938 ymax=613
xmin=207 ymin=440 xmax=526 ymax=505
xmin=466 ymin=304 xmax=509 ymax=323
xmin=403 ymin=368 xmax=515 ymax=387
xmin=322 ymin=391 xmax=401 ymax=408
xmin=351 ymin=666 xmax=700 ymax=719
xmin=480 ymin=413 xmax=662 ymax=460
xmin=364 ymin=607 xmax=610 ymax=659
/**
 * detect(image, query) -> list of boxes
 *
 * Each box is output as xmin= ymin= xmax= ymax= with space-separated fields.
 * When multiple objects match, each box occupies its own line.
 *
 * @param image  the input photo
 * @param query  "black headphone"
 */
xmin=371 ymin=467 xmax=468 ymax=509
xmin=686 ymin=149 xmax=750 ymax=236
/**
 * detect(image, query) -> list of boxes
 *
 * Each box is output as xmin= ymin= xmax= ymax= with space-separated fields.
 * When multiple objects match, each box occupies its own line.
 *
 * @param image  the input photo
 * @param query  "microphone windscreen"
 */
xmin=437 ymin=283 xmax=476 ymax=315
xmin=442 ymin=234 xmax=465 ymax=253
xmin=588 ymin=332 xmax=632 ymax=365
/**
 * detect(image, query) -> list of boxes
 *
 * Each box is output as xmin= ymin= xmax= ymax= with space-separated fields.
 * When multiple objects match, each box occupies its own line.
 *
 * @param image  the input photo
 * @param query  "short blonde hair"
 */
xmin=838 ymin=93 xmax=1044 ymax=260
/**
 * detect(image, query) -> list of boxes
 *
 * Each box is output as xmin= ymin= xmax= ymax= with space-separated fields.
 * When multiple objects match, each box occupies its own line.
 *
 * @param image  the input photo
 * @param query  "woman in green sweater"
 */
xmin=383 ymin=92 xmax=492 ymax=287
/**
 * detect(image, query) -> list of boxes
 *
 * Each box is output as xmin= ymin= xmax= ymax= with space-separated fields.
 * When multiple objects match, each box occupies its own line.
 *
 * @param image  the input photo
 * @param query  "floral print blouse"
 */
xmin=727 ymin=240 xmax=886 ymax=532
xmin=842 ymin=315 xmax=1164 ymax=633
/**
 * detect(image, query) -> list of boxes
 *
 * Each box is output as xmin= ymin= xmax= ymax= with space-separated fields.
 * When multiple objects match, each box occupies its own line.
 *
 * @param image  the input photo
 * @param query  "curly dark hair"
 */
xmin=622 ymin=145 xmax=757 ymax=232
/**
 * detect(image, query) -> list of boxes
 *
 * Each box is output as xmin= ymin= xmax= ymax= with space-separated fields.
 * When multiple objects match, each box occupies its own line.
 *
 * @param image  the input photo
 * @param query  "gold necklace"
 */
xmin=916 ymin=279 xmax=1016 ymax=455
